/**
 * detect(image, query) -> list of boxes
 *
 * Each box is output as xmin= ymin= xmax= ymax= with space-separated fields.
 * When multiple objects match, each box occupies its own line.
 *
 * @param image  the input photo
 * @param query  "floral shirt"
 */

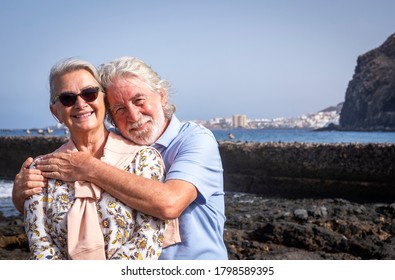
xmin=24 ymin=146 xmax=166 ymax=260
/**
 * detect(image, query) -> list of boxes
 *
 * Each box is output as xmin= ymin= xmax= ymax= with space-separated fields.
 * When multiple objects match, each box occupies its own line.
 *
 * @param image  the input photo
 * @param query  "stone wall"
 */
xmin=1 ymin=137 xmax=394 ymax=202
xmin=0 ymin=136 xmax=68 ymax=179
xmin=219 ymin=141 xmax=395 ymax=202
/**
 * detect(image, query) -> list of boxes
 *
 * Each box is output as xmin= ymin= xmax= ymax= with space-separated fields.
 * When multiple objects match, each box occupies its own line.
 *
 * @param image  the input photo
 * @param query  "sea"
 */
xmin=1 ymin=128 xmax=395 ymax=217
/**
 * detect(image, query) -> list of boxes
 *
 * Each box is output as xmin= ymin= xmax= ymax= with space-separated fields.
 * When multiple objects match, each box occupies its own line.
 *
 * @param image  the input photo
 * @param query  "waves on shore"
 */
xmin=0 ymin=179 xmax=19 ymax=217
xmin=0 ymin=180 xmax=12 ymax=198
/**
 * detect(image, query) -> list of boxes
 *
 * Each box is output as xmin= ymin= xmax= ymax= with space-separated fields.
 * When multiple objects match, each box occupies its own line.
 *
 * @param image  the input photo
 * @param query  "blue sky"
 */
xmin=1 ymin=0 xmax=394 ymax=129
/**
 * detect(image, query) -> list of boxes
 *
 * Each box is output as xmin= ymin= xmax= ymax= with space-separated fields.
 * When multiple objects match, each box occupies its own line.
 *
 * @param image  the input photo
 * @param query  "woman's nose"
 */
xmin=74 ymin=95 xmax=88 ymax=108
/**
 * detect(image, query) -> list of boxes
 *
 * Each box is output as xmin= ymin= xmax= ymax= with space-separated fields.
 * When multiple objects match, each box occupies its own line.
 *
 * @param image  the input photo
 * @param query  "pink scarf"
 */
xmin=66 ymin=181 xmax=105 ymax=259
xmin=55 ymin=137 xmax=110 ymax=260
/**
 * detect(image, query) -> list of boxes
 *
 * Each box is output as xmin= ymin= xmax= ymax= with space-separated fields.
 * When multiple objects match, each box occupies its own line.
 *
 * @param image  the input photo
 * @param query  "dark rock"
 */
xmin=219 ymin=141 xmax=395 ymax=203
xmin=293 ymin=209 xmax=308 ymax=221
xmin=1 ymin=138 xmax=394 ymax=260
xmin=224 ymin=193 xmax=395 ymax=260
xmin=340 ymin=33 xmax=395 ymax=131
xmin=0 ymin=136 xmax=68 ymax=179
xmin=0 ymin=213 xmax=29 ymax=260
xmin=1 ymin=193 xmax=395 ymax=260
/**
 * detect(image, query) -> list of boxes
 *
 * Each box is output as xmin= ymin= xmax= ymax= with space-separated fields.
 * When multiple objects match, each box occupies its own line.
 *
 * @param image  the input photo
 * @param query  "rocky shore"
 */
xmin=1 ymin=193 xmax=395 ymax=260
xmin=1 ymin=137 xmax=394 ymax=259
xmin=224 ymin=193 xmax=395 ymax=260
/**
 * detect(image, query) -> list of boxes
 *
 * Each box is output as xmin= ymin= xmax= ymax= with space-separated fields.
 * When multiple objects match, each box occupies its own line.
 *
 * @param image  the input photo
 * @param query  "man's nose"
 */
xmin=126 ymin=105 xmax=141 ymax=122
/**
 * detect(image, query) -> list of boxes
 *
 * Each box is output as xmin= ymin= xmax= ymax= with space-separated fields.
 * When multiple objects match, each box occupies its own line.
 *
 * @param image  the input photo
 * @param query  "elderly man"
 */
xmin=13 ymin=56 xmax=228 ymax=260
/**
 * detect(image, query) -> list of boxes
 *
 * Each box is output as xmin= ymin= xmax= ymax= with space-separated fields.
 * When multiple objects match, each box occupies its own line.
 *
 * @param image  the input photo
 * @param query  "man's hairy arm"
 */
xmin=12 ymin=157 xmax=48 ymax=213
xmin=37 ymin=152 xmax=197 ymax=219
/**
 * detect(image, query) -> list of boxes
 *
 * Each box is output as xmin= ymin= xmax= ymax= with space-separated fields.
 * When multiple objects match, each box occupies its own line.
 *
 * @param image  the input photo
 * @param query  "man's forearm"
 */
xmin=85 ymin=157 xmax=176 ymax=219
xmin=39 ymin=152 xmax=196 ymax=219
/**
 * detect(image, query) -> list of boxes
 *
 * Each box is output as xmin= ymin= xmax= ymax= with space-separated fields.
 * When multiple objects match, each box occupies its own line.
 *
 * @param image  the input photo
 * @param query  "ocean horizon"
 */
xmin=1 ymin=127 xmax=395 ymax=144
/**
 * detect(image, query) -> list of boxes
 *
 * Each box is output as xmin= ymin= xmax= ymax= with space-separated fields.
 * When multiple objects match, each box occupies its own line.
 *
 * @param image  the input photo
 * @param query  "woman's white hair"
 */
xmin=49 ymin=57 xmax=101 ymax=104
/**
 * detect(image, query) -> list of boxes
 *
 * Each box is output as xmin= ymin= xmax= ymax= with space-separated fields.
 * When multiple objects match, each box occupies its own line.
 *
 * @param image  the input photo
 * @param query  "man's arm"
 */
xmin=37 ymin=152 xmax=197 ymax=220
xmin=12 ymin=157 xmax=48 ymax=213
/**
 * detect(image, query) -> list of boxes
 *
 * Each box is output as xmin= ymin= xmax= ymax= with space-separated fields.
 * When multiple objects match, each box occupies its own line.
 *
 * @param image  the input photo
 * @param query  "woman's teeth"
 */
xmin=74 ymin=112 xmax=92 ymax=119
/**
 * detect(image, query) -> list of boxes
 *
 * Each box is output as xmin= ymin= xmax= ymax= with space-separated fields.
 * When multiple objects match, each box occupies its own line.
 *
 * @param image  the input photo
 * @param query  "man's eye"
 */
xmin=113 ymin=107 xmax=125 ymax=115
xmin=135 ymin=99 xmax=145 ymax=105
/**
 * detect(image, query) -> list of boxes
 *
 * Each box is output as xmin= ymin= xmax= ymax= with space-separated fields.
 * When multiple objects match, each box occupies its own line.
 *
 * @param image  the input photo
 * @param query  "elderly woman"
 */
xmin=23 ymin=58 xmax=167 ymax=260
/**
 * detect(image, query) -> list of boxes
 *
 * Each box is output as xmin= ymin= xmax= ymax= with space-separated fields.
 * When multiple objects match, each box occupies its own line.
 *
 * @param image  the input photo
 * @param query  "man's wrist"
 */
xmin=84 ymin=156 xmax=101 ymax=183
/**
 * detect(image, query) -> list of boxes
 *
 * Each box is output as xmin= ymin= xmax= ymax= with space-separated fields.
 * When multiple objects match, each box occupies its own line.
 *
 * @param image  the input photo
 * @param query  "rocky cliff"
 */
xmin=339 ymin=33 xmax=395 ymax=131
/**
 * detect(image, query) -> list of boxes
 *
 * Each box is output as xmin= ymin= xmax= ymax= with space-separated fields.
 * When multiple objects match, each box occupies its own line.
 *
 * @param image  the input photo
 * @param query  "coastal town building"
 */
xmin=232 ymin=114 xmax=247 ymax=128
xmin=192 ymin=108 xmax=340 ymax=130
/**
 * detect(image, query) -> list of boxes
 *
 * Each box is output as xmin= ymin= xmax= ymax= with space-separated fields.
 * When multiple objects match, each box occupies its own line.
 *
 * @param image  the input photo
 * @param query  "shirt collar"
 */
xmin=153 ymin=115 xmax=181 ymax=148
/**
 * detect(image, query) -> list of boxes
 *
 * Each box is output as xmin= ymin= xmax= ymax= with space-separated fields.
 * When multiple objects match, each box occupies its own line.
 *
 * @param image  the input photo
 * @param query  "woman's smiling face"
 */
xmin=50 ymin=69 xmax=106 ymax=135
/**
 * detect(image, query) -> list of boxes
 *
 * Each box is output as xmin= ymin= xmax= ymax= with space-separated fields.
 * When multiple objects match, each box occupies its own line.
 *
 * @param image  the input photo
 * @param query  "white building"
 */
xmin=232 ymin=114 xmax=247 ymax=128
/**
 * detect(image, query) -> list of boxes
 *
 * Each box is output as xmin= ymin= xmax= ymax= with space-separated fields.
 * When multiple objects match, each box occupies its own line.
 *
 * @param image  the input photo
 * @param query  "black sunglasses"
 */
xmin=52 ymin=87 xmax=101 ymax=107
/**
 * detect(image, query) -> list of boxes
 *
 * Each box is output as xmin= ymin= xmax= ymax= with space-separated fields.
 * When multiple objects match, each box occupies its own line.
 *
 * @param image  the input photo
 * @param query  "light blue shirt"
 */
xmin=153 ymin=115 xmax=228 ymax=260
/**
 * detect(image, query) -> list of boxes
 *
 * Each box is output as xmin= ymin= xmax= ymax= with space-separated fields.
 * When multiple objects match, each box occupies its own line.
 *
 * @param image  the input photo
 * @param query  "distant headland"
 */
xmin=199 ymin=33 xmax=395 ymax=132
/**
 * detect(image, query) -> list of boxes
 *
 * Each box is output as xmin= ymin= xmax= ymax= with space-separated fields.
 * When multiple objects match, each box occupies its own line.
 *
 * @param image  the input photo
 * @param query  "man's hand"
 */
xmin=36 ymin=151 xmax=93 ymax=182
xmin=12 ymin=157 xmax=48 ymax=213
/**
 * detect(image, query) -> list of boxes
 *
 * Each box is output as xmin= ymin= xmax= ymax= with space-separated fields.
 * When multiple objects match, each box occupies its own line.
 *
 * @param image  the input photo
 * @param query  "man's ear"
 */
xmin=159 ymin=89 xmax=168 ymax=106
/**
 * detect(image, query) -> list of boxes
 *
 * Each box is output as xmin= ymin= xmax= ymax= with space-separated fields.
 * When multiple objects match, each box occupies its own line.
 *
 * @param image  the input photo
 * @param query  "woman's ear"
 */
xmin=50 ymin=105 xmax=63 ymax=124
